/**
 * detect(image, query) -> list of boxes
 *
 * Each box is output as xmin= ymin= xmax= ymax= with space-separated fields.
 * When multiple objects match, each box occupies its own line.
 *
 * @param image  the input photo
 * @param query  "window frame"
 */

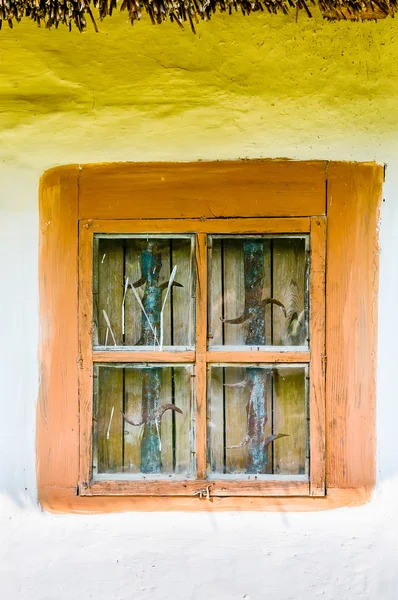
xmin=38 ymin=160 xmax=382 ymax=512
xmin=78 ymin=217 xmax=325 ymax=497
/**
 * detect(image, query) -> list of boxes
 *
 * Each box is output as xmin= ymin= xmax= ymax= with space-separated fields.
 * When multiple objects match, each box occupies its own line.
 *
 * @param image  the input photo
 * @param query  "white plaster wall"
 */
xmin=2 ymin=14 xmax=398 ymax=600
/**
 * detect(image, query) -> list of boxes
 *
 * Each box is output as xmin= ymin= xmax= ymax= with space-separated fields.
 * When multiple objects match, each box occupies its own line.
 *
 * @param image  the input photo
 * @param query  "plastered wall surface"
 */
xmin=1 ymin=11 xmax=398 ymax=599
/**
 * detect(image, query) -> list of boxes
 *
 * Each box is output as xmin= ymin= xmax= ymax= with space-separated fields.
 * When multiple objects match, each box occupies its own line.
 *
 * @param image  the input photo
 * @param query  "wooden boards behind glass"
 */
xmin=93 ymin=364 xmax=195 ymax=479
xmin=208 ymin=236 xmax=308 ymax=348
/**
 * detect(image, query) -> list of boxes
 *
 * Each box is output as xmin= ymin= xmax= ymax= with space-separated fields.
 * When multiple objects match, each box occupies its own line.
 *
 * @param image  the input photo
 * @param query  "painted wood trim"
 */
xmin=309 ymin=217 xmax=326 ymax=496
xmin=39 ymin=486 xmax=372 ymax=513
xmin=85 ymin=217 xmax=311 ymax=234
xmin=195 ymin=233 xmax=208 ymax=479
xmin=78 ymin=161 xmax=327 ymax=220
xmin=206 ymin=351 xmax=310 ymax=363
xmin=37 ymin=166 xmax=80 ymax=493
xmin=93 ymin=351 xmax=196 ymax=363
xmin=326 ymin=162 xmax=382 ymax=489
xmin=93 ymin=351 xmax=309 ymax=364
xmin=37 ymin=160 xmax=381 ymax=512
xmin=78 ymin=222 xmax=95 ymax=489
xmin=82 ymin=479 xmax=309 ymax=497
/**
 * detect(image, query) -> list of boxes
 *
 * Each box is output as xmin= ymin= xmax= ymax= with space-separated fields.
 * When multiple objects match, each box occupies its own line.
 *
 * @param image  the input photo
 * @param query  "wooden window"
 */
xmin=38 ymin=160 xmax=382 ymax=512
xmin=79 ymin=220 xmax=324 ymax=498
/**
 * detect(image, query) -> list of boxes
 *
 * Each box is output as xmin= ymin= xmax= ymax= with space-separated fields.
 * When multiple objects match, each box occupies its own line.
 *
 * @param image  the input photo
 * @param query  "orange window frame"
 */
xmin=78 ymin=218 xmax=325 ymax=498
xmin=38 ymin=160 xmax=382 ymax=513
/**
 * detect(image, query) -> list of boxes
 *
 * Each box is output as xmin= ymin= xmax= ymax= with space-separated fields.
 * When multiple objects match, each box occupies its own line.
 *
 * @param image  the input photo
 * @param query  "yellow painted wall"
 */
xmin=1 ymin=11 xmax=398 ymax=167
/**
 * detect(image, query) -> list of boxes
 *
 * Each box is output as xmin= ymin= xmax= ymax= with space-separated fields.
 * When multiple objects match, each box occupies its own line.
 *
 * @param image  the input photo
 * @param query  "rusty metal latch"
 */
xmin=194 ymin=485 xmax=211 ymax=499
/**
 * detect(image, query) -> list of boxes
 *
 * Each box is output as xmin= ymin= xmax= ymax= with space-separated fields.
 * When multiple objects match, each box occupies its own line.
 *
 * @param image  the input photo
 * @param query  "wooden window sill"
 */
xmin=38 ymin=486 xmax=373 ymax=514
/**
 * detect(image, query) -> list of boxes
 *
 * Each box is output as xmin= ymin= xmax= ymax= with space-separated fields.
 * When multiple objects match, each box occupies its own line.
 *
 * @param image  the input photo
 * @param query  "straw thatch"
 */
xmin=0 ymin=0 xmax=396 ymax=32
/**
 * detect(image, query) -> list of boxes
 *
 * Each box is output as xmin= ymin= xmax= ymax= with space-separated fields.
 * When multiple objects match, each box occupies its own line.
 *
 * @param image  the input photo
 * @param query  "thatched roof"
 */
xmin=0 ymin=0 xmax=396 ymax=33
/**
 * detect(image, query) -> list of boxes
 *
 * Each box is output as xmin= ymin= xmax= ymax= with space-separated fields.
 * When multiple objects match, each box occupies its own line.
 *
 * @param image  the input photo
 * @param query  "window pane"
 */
xmin=207 ymin=365 xmax=308 ymax=477
xmin=94 ymin=235 xmax=195 ymax=348
xmin=93 ymin=364 xmax=195 ymax=479
xmin=209 ymin=236 xmax=308 ymax=348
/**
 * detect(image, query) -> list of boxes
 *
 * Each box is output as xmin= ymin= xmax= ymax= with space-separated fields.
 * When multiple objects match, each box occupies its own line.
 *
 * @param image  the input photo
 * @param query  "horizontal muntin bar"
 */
xmin=93 ymin=351 xmax=309 ymax=364
xmin=206 ymin=351 xmax=310 ymax=364
xmin=93 ymin=351 xmax=196 ymax=363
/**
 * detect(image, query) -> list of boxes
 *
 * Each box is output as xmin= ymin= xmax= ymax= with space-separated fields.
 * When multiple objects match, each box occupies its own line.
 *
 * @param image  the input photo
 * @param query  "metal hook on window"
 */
xmin=194 ymin=485 xmax=211 ymax=500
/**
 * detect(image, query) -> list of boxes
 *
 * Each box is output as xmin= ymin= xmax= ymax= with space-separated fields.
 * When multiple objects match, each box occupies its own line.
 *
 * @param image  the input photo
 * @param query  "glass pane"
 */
xmin=93 ymin=235 xmax=195 ymax=348
xmin=207 ymin=365 xmax=308 ymax=477
xmin=93 ymin=364 xmax=195 ymax=478
xmin=209 ymin=236 xmax=308 ymax=348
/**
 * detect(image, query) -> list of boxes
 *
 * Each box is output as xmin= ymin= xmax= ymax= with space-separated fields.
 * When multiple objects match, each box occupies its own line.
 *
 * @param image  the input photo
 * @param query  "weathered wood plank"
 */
xmin=171 ymin=238 xmax=193 ymax=347
xmin=92 ymin=237 xmax=100 ymax=346
xmin=223 ymin=239 xmax=276 ymax=473
xmin=124 ymin=241 xmax=142 ymax=346
xmin=160 ymin=368 xmax=173 ymax=472
xmin=208 ymin=238 xmax=223 ymax=347
xmin=96 ymin=242 xmax=125 ymax=474
xmin=224 ymin=239 xmax=246 ymax=345
xmin=264 ymin=241 xmax=272 ymax=346
xmin=225 ymin=366 xmax=249 ymax=473
xmin=98 ymin=240 xmax=124 ymax=347
xmin=223 ymin=241 xmax=247 ymax=472
xmin=272 ymin=238 xmax=307 ymax=346
xmin=97 ymin=367 xmax=124 ymax=473
xmin=208 ymin=367 xmax=225 ymax=474
xmin=174 ymin=367 xmax=193 ymax=475
xmin=123 ymin=367 xmax=142 ymax=473
xmin=123 ymin=367 xmax=175 ymax=474
xmin=223 ymin=368 xmax=273 ymax=475
xmin=158 ymin=242 xmax=171 ymax=347
xmin=128 ymin=242 xmax=170 ymax=472
xmin=273 ymin=368 xmax=306 ymax=475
